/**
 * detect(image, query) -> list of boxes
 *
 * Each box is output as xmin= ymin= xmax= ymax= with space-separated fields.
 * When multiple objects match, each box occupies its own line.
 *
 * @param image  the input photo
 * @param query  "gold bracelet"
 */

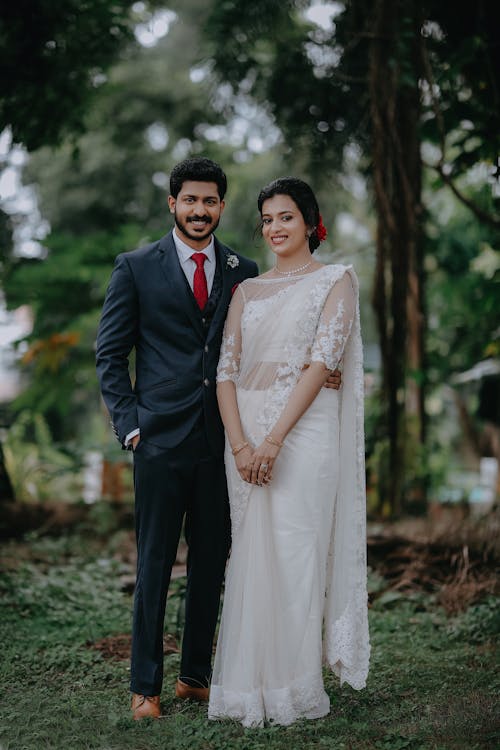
xmin=231 ymin=441 xmax=249 ymax=455
xmin=265 ymin=435 xmax=284 ymax=448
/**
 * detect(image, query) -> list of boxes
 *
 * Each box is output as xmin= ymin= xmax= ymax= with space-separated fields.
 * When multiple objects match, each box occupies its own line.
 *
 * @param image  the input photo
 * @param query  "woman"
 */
xmin=208 ymin=178 xmax=370 ymax=727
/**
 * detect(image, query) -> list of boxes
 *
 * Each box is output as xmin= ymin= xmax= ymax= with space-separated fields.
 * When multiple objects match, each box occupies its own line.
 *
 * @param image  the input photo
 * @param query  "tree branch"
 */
xmin=329 ymin=69 xmax=366 ymax=85
xmin=420 ymin=38 xmax=500 ymax=230
xmin=423 ymin=160 xmax=500 ymax=230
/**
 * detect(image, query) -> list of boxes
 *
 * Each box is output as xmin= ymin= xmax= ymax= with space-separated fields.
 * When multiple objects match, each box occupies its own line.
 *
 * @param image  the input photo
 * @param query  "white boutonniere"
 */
xmin=226 ymin=254 xmax=239 ymax=269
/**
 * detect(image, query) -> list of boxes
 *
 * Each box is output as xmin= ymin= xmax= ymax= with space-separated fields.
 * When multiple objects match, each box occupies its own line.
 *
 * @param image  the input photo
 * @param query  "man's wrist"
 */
xmin=125 ymin=428 xmax=140 ymax=448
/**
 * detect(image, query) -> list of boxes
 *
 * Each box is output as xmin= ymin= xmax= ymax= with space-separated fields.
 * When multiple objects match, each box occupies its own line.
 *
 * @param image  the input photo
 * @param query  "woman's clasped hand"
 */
xmin=233 ymin=438 xmax=281 ymax=485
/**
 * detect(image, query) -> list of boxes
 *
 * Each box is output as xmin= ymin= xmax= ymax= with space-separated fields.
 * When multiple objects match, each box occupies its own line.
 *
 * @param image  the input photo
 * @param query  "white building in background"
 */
xmin=0 ymin=303 xmax=33 ymax=405
xmin=0 ymin=128 xmax=42 ymax=409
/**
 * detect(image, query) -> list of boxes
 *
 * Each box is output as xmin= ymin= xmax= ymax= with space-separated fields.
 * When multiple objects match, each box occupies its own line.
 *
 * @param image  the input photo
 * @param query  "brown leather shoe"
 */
xmin=175 ymin=678 xmax=209 ymax=702
xmin=131 ymin=693 xmax=161 ymax=720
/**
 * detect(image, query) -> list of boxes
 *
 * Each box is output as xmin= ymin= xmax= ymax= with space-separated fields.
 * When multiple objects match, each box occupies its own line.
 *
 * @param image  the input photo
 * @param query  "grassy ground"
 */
xmin=0 ymin=530 xmax=498 ymax=750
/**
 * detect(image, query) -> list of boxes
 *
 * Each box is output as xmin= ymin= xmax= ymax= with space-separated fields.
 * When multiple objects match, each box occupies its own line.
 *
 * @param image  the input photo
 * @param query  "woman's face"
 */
xmin=261 ymin=194 xmax=310 ymax=260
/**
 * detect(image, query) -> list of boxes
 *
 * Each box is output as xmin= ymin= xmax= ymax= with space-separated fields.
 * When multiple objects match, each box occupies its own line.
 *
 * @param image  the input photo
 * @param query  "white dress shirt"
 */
xmin=173 ymin=227 xmax=216 ymax=295
xmin=125 ymin=229 xmax=216 ymax=447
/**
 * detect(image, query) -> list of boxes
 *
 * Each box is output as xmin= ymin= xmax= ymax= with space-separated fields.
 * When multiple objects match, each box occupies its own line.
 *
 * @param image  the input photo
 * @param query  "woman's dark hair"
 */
xmin=257 ymin=177 xmax=321 ymax=252
xmin=170 ymin=157 xmax=227 ymax=200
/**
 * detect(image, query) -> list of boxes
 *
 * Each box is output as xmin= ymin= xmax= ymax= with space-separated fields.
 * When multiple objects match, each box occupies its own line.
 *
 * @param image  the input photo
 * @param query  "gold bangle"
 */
xmin=231 ymin=441 xmax=249 ymax=455
xmin=265 ymin=435 xmax=284 ymax=448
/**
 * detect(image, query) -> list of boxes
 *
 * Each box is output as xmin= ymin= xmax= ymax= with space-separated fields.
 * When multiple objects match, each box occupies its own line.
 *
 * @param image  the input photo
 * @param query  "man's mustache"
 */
xmin=187 ymin=215 xmax=212 ymax=224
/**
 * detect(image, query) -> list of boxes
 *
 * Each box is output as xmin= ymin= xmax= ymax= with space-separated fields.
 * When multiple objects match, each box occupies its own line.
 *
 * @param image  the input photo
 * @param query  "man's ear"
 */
xmin=219 ymin=199 xmax=226 ymax=215
xmin=167 ymin=195 xmax=176 ymax=214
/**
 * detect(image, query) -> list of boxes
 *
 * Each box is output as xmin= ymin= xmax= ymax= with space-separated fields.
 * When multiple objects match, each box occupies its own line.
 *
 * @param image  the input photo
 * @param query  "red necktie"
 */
xmin=191 ymin=253 xmax=208 ymax=310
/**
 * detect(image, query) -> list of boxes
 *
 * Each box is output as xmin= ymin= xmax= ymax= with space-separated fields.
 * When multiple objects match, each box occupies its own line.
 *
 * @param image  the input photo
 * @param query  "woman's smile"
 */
xmin=270 ymin=233 xmax=288 ymax=245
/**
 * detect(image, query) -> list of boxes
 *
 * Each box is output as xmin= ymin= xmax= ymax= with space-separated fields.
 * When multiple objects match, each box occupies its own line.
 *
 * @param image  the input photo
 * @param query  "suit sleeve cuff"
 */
xmin=125 ymin=428 xmax=140 ymax=447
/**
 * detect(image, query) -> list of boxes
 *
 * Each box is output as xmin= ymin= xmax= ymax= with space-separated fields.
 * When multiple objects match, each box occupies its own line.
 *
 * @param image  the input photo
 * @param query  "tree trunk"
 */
xmin=369 ymin=0 xmax=425 ymax=515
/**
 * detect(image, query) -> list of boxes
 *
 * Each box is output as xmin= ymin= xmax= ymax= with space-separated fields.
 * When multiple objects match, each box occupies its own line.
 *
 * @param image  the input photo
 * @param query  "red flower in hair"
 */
xmin=316 ymin=214 xmax=328 ymax=242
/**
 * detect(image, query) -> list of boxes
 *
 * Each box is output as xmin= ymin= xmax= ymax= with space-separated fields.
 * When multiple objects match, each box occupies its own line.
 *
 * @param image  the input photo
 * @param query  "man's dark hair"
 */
xmin=169 ymin=157 xmax=227 ymax=200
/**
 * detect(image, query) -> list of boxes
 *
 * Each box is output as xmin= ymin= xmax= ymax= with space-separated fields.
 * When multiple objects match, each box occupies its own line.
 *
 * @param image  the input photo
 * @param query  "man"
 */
xmin=96 ymin=157 xmax=339 ymax=720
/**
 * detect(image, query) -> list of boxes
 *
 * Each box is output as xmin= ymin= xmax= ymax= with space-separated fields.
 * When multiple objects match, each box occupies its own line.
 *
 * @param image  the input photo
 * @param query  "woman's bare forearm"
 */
xmin=216 ymin=380 xmax=247 ymax=449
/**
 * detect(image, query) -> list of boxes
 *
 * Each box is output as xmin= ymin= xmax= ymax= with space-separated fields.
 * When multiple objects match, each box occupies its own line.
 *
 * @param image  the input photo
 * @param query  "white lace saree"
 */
xmin=208 ymin=265 xmax=370 ymax=727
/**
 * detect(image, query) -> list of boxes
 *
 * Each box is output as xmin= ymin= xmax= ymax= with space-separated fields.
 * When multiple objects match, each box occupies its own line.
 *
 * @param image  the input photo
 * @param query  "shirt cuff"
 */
xmin=125 ymin=428 xmax=140 ymax=447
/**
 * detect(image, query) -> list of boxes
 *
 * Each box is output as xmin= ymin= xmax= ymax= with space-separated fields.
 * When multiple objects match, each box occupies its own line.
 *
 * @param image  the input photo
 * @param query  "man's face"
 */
xmin=168 ymin=180 xmax=225 ymax=249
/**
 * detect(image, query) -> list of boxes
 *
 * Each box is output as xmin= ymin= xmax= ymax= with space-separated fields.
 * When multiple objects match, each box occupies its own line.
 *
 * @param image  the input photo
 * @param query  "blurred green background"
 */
xmin=0 ymin=0 xmax=498 ymax=519
xmin=0 ymin=3 xmax=499 ymax=749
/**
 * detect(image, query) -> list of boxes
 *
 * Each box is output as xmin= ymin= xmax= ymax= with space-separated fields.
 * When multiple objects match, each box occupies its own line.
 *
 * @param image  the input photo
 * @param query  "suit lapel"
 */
xmin=157 ymin=232 xmax=204 ymax=337
xmin=207 ymin=239 xmax=236 ymax=343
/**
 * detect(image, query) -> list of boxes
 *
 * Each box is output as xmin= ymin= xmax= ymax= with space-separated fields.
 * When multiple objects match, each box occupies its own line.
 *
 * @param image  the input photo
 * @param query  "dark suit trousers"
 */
xmin=130 ymin=426 xmax=231 ymax=696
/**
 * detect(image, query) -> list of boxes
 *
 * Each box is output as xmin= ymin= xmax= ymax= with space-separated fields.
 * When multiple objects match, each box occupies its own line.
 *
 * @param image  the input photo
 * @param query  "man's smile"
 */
xmin=187 ymin=216 xmax=211 ymax=226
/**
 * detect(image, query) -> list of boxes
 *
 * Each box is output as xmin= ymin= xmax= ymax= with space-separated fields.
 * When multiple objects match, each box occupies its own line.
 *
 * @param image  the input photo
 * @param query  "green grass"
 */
xmin=0 ymin=532 xmax=498 ymax=750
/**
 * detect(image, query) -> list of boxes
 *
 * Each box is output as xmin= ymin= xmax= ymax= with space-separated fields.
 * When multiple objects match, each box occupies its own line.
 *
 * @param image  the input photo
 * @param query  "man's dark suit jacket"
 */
xmin=96 ymin=230 xmax=258 ymax=456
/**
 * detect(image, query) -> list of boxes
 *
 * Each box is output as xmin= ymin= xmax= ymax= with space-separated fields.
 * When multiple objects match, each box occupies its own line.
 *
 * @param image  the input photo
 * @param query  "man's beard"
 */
xmin=175 ymin=212 xmax=221 ymax=243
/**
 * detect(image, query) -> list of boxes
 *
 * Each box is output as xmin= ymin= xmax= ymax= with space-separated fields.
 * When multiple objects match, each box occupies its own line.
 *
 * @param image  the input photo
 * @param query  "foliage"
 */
xmin=203 ymin=0 xmax=500 ymax=513
xmin=2 ymin=1 xmax=284 ymax=441
xmin=206 ymin=0 xmax=367 ymax=174
xmin=3 ymin=0 xmax=498 ymax=514
xmin=425 ymin=187 xmax=500 ymax=384
xmin=446 ymin=596 xmax=500 ymax=645
xmin=4 ymin=225 xmax=148 ymax=438
xmin=0 ymin=206 xmax=15 ymax=273
xmin=2 ymin=411 xmax=80 ymax=501
xmin=0 ymin=0 xmax=141 ymax=150
xmin=205 ymin=0 xmax=500 ymax=199
xmin=0 ymin=1 xmax=180 ymax=151
xmin=0 ymin=532 xmax=498 ymax=749
xmin=419 ymin=2 xmax=500 ymax=207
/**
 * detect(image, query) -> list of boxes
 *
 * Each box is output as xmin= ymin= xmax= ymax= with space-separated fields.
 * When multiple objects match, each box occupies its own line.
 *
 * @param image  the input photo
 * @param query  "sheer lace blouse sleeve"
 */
xmin=311 ymin=271 xmax=356 ymax=371
xmin=216 ymin=284 xmax=245 ymax=383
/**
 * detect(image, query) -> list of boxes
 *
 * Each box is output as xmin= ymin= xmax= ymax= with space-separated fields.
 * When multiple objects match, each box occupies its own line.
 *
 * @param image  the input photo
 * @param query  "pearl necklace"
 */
xmin=273 ymin=259 xmax=313 ymax=276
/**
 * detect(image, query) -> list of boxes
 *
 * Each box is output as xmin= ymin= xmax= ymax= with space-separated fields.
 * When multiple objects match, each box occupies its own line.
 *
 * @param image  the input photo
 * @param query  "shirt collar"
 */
xmin=173 ymin=228 xmax=216 ymax=265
